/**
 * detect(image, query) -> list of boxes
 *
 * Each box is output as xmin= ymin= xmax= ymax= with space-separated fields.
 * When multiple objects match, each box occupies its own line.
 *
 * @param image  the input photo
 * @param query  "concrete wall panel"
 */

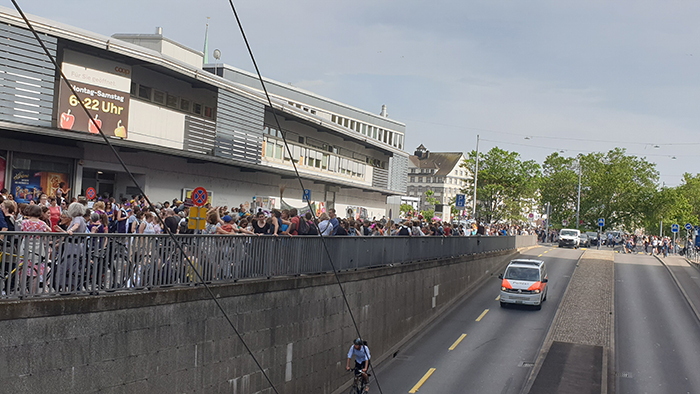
xmin=0 ymin=245 xmax=534 ymax=393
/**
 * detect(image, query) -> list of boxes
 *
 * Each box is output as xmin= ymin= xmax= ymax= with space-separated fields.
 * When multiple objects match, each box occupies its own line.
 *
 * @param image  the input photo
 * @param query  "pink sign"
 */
xmin=0 ymin=156 xmax=5 ymax=191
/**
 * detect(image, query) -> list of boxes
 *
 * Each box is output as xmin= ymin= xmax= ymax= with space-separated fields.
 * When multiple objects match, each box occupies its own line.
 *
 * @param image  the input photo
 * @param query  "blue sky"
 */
xmin=19 ymin=0 xmax=700 ymax=185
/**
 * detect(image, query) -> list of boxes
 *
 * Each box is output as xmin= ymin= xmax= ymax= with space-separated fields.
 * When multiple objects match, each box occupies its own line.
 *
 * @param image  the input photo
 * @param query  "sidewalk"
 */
xmin=526 ymin=249 xmax=615 ymax=394
xmin=657 ymin=254 xmax=700 ymax=322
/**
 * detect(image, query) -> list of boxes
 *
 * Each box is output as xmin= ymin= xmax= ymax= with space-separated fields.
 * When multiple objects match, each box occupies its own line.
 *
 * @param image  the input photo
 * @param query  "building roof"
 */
xmin=409 ymin=152 xmax=464 ymax=177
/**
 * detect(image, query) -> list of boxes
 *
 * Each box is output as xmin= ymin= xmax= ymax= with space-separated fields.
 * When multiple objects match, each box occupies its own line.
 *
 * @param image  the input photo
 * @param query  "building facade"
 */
xmin=0 ymin=7 xmax=408 ymax=219
xmin=407 ymin=145 xmax=468 ymax=217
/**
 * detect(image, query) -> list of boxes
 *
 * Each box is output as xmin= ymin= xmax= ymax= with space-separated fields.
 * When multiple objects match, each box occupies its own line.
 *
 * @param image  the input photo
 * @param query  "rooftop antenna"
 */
xmin=203 ymin=17 xmax=210 ymax=66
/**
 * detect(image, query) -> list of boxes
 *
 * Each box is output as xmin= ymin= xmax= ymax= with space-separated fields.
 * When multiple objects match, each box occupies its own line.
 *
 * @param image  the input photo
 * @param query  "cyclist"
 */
xmin=346 ymin=338 xmax=371 ymax=391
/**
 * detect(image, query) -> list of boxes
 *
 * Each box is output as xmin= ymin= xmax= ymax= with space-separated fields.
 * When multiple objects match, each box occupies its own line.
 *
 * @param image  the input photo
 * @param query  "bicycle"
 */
xmin=349 ymin=368 xmax=370 ymax=394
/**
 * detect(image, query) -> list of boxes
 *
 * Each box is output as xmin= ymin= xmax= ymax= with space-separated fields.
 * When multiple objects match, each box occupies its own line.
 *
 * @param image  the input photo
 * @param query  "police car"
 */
xmin=498 ymin=259 xmax=548 ymax=309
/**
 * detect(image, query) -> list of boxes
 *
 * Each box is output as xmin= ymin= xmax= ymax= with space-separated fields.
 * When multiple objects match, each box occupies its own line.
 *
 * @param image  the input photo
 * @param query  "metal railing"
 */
xmin=0 ymin=232 xmax=516 ymax=299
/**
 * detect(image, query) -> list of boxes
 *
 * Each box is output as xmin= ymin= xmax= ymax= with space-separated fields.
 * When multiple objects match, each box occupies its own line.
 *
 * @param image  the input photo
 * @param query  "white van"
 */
xmin=498 ymin=260 xmax=548 ymax=309
xmin=559 ymin=228 xmax=581 ymax=248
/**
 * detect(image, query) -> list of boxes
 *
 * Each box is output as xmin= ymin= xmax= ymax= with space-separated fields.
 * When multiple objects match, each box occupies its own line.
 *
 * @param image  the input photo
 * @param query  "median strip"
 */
xmin=476 ymin=309 xmax=489 ymax=322
xmin=409 ymin=368 xmax=436 ymax=393
xmin=448 ymin=334 xmax=467 ymax=351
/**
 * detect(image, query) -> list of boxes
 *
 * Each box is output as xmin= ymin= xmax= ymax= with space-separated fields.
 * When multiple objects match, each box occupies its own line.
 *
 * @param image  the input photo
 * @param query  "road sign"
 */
xmin=672 ymin=224 xmax=680 ymax=233
xmin=192 ymin=187 xmax=208 ymax=207
xmin=455 ymin=194 xmax=466 ymax=209
xmin=598 ymin=218 xmax=605 ymax=227
xmin=685 ymin=223 xmax=693 ymax=231
xmin=302 ymin=189 xmax=311 ymax=202
xmin=562 ymin=220 xmax=568 ymax=227
xmin=86 ymin=187 xmax=96 ymax=200
xmin=188 ymin=206 xmax=207 ymax=231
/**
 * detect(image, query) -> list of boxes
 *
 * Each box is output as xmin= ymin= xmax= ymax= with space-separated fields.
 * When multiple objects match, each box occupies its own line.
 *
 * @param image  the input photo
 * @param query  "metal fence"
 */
xmin=0 ymin=232 xmax=517 ymax=299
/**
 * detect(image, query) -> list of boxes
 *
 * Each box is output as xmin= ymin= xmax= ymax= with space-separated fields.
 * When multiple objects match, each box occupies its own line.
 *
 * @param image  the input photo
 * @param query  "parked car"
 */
xmin=499 ymin=259 xmax=548 ymax=309
xmin=586 ymin=231 xmax=600 ymax=246
xmin=579 ymin=233 xmax=590 ymax=247
xmin=559 ymin=229 xmax=581 ymax=248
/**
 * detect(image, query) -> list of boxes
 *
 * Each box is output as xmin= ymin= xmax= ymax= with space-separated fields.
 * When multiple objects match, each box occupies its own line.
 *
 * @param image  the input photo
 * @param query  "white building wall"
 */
xmin=81 ymin=144 xmax=388 ymax=214
xmin=127 ymin=100 xmax=185 ymax=149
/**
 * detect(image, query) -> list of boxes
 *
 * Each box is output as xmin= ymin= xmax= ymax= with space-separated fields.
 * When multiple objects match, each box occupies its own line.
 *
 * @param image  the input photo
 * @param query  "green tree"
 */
xmin=399 ymin=203 xmax=414 ymax=216
xmin=421 ymin=189 xmax=440 ymax=219
xmin=462 ymin=147 xmax=541 ymax=223
xmin=578 ymin=148 xmax=658 ymax=230
xmin=539 ymin=153 xmax=578 ymax=228
xmin=642 ymin=186 xmax=697 ymax=236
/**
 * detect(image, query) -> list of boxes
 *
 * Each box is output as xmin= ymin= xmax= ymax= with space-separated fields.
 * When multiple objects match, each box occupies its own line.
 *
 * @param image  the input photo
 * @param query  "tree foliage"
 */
xmin=462 ymin=147 xmax=541 ymax=223
xmin=540 ymin=148 xmax=660 ymax=231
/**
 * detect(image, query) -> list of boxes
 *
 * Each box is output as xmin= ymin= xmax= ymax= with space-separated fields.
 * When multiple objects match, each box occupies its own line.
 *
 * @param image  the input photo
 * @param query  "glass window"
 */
xmin=332 ymin=114 xmax=337 ymax=123
xmin=180 ymin=99 xmax=190 ymax=112
xmin=153 ymin=90 xmax=165 ymax=104
xmin=362 ymin=124 xmax=367 ymax=135
xmin=373 ymin=127 xmax=377 ymax=139
xmin=274 ymin=144 xmax=283 ymax=159
xmin=265 ymin=141 xmax=274 ymax=157
xmin=166 ymin=94 xmax=178 ymax=108
xmin=350 ymin=120 xmax=355 ymax=130
xmin=343 ymin=118 xmax=349 ymax=128
xmin=192 ymin=103 xmax=202 ymax=115
xmin=204 ymin=106 xmax=214 ymax=119
xmin=138 ymin=85 xmax=152 ymax=100
xmin=322 ymin=154 xmax=328 ymax=170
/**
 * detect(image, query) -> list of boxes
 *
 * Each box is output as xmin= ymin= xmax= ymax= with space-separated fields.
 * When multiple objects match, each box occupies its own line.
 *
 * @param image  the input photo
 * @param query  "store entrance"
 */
xmin=82 ymin=169 xmax=116 ymax=199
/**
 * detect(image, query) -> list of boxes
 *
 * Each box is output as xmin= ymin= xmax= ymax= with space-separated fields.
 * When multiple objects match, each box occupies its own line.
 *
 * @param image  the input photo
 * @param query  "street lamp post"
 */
xmin=576 ymin=162 xmax=581 ymax=229
xmin=472 ymin=135 xmax=479 ymax=220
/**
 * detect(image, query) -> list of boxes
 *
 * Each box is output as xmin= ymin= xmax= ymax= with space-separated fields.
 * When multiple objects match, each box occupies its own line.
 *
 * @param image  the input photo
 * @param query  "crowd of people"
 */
xmin=0 ymin=188 xmax=539 ymax=238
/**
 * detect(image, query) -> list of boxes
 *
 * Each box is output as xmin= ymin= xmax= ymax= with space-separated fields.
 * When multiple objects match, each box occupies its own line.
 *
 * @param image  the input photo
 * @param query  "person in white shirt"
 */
xmin=346 ymin=338 xmax=371 ymax=391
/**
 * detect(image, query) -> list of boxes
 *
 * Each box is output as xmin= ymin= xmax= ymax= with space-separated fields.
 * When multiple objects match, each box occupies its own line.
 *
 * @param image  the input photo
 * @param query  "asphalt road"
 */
xmin=615 ymin=252 xmax=700 ymax=393
xmin=373 ymin=245 xmax=581 ymax=394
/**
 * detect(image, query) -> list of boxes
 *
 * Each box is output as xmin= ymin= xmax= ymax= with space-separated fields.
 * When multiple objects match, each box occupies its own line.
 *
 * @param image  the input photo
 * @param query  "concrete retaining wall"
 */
xmin=0 ymin=249 xmax=523 ymax=393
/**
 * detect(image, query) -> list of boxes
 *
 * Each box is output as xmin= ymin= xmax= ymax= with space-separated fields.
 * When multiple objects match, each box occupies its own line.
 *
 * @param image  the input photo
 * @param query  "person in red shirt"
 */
xmin=47 ymin=196 xmax=62 ymax=230
xmin=289 ymin=208 xmax=300 ymax=235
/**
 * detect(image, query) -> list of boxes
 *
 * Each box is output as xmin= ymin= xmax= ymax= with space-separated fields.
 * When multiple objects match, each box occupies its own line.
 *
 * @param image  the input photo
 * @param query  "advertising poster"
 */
xmin=11 ymin=170 xmax=69 ymax=203
xmin=57 ymin=50 xmax=131 ymax=138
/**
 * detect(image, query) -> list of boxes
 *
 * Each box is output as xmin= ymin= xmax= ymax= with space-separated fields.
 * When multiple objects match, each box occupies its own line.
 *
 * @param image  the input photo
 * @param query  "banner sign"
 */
xmin=57 ymin=50 xmax=131 ymax=138
xmin=10 ymin=170 xmax=69 ymax=203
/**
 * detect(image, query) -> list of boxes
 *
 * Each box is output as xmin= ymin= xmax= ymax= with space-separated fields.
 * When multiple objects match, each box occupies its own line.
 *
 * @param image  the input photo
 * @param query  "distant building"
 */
xmin=407 ymin=145 xmax=468 ymax=213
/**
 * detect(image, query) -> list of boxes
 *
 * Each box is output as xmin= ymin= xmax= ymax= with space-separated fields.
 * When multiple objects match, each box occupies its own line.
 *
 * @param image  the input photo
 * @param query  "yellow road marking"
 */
xmin=538 ymin=254 xmax=543 ymax=257
xmin=543 ymin=251 xmax=548 ymax=253
xmin=448 ymin=334 xmax=467 ymax=351
xmin=495 ymin=295 xmax=500 ymax=301
xmin=581 ymin=248 xmax=588 ymax=250
xmin=409 ymin=368 xmax=436 ymax=393
xmin=476 ymin=309 xmax=489 ymax=322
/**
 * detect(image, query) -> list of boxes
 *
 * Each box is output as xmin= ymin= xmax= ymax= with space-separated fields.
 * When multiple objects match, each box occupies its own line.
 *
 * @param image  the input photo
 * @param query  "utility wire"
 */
xmin=405 ymin=118 xmax=700 ymax=147
xmin=9 ymin=2 xmax=280 ymax=394
xmin=225 ymin=1 xmax=383 ymax=392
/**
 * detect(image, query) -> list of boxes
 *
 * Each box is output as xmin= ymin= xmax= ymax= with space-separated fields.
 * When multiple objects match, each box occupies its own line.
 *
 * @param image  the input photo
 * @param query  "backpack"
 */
xmin=306 ymin=221 xmax=318 ymax=235
xmin=398 ymin=226 xmax=410 ymax=236
xmin=297 ymin=217 xmax=310 ymax=235
xmin=108 ymin=220 xmax=118 ymax=233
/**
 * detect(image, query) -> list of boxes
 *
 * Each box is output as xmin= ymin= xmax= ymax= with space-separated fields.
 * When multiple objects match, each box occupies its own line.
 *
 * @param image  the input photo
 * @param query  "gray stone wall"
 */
xmin=0 ymin=250 xmax=520 ymax=394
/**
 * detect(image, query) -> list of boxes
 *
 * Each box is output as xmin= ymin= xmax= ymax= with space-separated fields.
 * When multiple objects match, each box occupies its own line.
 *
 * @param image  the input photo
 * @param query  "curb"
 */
xmin=655 ymin=255 xmax=700 ymax=324
xmin=518 ymin=248 xmax=586 ymax=394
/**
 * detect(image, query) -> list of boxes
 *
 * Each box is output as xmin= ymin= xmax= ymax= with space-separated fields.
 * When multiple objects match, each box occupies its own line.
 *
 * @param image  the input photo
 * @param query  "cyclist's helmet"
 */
xmin=353 ymin=338 xmax=363 ymax=346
